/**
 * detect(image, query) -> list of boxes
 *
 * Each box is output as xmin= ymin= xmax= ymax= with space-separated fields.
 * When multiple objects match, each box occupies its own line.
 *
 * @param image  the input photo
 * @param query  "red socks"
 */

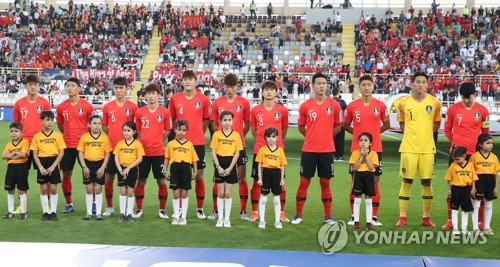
xmin=239 ymin=180 xmax=248 ymax=213
xmin=280 ymin=187 xmax=286 ymax=212
xmin=158 ymin=184 xmax=168 ymax=210
xmin=212 ymin=182 xmax=218 ymax=211
xmin=295 ymin=177 xmax=311 ymax=217
xmin=195 ymin=179 xmax=205 ymax=209
xmin=320 ymin=178 xmax=332 ymax=218
xmin=62 ymin=178 xmax=72 ymax=204
xmin=135 ymin=184 xmax=145 ymax=210
xmin=251 ymin=180 xmax=261 ymax=212
xmin=105 ymin=181 xmax=114 ymax=207
xmin=479 ymin=200 xmax=485 ymax=223
xmin=372 ymin=183 xmax=380 ymax=216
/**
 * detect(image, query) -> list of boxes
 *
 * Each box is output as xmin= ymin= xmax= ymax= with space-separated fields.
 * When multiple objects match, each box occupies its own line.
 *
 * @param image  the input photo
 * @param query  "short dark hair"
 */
xmin=459 ymin=82 xmax=476 ymax=97
xmin=452 ymin=146 xmax=467 ymax=158
xmin=332 ymin=88 xmax=340 ymax=96
xmin=165 ymin=88 xmax=173 ymax=95
xmin=312 ymin=72 xmax=328 ymax=84
xmin=264 ymin=126 xmax=279 ymax=137
xmin=24 ymin=74 xmax=39 ymax=85
xmin=175 ymin=119 xmax=188 ymax=130
xmin=88 ymin=114 xmax=101 ymax=123
xmin=65 ymin=77 xmax=81 ymax=87
xmin=261 ymin=80 xmax=278 ymax=91
xmin=412 ymin=72 xmax=428 ymax=82
xmin=359 ymin=75 xmax=374 ymax=85
xmin=182 ymin=70 xmax=197 ymax=80
xmin=145 ymin=83 xmax=161 ymax=94
xmin=9 ymin=121 xmax=23 ymax=131
xmin=113 ymin=76 xmax=129 ymax=87
xmin=223 ymin=73 xmax=238 ymax=86
xmin=219 ymin=110 xmax=234 ymax=121
xmin=40 ymin=110 xmax=55 ymax=120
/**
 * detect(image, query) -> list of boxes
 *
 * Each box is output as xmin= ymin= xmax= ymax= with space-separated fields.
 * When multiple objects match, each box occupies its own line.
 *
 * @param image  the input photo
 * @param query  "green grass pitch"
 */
xmin=0 ymin=121 xmax=498 ymax=259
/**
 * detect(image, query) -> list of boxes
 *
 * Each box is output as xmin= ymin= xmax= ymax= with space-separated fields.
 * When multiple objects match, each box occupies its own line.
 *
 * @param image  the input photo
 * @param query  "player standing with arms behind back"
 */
xmin=208 ymin=73 xmax=251 ymax=221
xmin=344 ymin=75 xmax=389 ymax=226
xmin=396 ymin=72 xmax=442 ymax=227
xmin=57 ymin=78 xmax=94 ymax=214
xmin=101 ymin=77 xmax=138 ymax=216
xmin=169 ymin=70 xmax=211 ymax=219
xmin=292 ymin=72 xmax=343 ymax=225
xmin=441 ymin=82 xmax=489 ymax=231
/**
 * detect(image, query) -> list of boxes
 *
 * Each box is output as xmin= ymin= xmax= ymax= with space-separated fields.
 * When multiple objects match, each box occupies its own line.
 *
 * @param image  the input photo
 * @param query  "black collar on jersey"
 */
xmin=479 ymin=151 xmax=491 ymax=160
xmin=11 ymin=138 xmax=23 ymax=147
xmin=125 ymin=139 xmax=136 ymax=146
xmin=42 ymin=130 xmax=53 ymax=137
xmin=267 ymin=145 xmax=278 ymax=152
xmin=222 ymin=129 xmax=233 ymax=138
xmin=90 ymin=132 xmax=101 ymax=140
xmin=176 ymin=138 xmax=188 ymax=145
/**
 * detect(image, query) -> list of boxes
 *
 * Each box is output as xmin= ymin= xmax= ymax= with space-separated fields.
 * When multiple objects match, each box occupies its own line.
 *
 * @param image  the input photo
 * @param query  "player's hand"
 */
xmin=40 ymin=168 xmax=48 ymax=176
xmin=97 ymin=167 xmax=105 ymax=178
xmin=280 ymin=179 xmax=285 ymax=186
xmin=83 ymin=167 xmax=90 ymax=178
xmin=257 ymin=178 xmax=263 ymax=186
xmin=165 ymin=173 xmax=170 ymax=180
xmin=122 ymin=168 xmax=129 ymax=178
xmin=493 ymin=187 xmax=497 ymax=197
xmin=217 ymin=167 xmax=225 ymax=176
xmin=223 ymin=168 xmax=232 ymax=176
xmin=471 ymin=188 xmax=477 ymax=196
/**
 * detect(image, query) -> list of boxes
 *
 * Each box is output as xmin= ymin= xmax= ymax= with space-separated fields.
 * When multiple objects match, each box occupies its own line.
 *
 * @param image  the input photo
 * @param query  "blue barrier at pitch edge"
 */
xmin=423 ymin=256 xmax=500 ymax=267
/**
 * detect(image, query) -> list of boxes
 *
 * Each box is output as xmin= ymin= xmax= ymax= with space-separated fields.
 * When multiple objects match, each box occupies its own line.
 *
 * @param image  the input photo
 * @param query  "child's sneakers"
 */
xmin=126 ymin=214 xmax=134 ymax=223
xmin=258 ymin=221 xmax=266 ymax=229
xmin=178 ymin=218 xmax=187 ymax=225
xmin=483 ymin=228 xmax=494 ymax=235
xmin=82 ymin=214 xmax=92 ymax=220
xmin=216 ymin=219 xmax=224 ymax=227
xmin=366 ymin=222 xmax=373 ymax=231
xmin=275 ymin=221 xmax=283 ymax=229
xmin=50 ymin=212 xmax=58 ymax=221
xmin=421 ymin=217 xmax=436 ymax=228
xmin=41 ymin=213 xmax=50 ymax=221
xmin=353 ymin=221 xmax=360 ymax=230
xmin=118 ymin=213 xmax=126 ymax=222
xmin=19 ymin=213 xmax=27 ymax=220
xmin=171 ymin=218 xmax=180 ymax=225
xmin=223 ymin=219 xmax=231 ymax=228
xmin=3 ymin=212 xmax=14 ymax=219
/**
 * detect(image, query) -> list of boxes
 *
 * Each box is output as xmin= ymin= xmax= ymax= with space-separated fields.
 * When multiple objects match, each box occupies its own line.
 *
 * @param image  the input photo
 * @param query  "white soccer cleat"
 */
xmin=291 ymin=215 xmax=303 ymax=224
xmin=132 ymin=209 xmax=143 ymax=218
xmin=371 ymin=216 xmax=383 ymax=226
xmin=275 ymin=221 xmax=283 ymax=229
xmin=223 ymin=219 xmax=231 ymax=228
xmin=103 ymin=207 xmax=115 ymax=216
xmin=178 ymin=218 xmax=187 ymax=225
xmin=216 ymin=219 xmax=224 ymax=227
xmin=258 ymin=221 xmax=266 ymax=229
xmin=196 ymin=209 xmax=206 ymax=219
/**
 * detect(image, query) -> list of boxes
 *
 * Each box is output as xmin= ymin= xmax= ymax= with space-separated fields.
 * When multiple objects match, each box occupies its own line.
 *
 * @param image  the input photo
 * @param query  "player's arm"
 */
xmin=163 ymin=157 xmax=170 ymax=178
xmin=114 ymin=154 xmax=122 ymax=173
xmin=243 ymin=120 xmax=250 ymax=137
xmin=202 ymin=118 xmax=210 ymax=134
xmin=380 ymin=117 xmax=390 ymax=134
xmin=228 ymin=150 xmax=240 ymax=172
xmin=125 ymin=156 xmax=143 ymax=170
xmin=210 ymin=120 xmax=218 ymax=133
xmin=251 ymin=125 xmax=257 ymax=138
xmin=433 ymin=99 xmax=442 ymax=133
xmin=364 ymin=151 xmax=375 ymax=171
xmin=163 ymin=130 xmax=170 ymax=141
xmin=102 ymin=125 xmax=109 ymax=134
xmin=333 ymin=123 xmax=342 ymax=137
xmin=99 ymin=152 xmax=110 ymax=178
xmin=57 ymin=123 xmax=64 ymax=133
xmin=257 ymin=162 xmax=263 ymax=185
xmin=344 ymin=118 xmax=353 ymax=135
xmin=397 ymin=101 xmax=405 ymax=133
xmin=444 ymin=111 xmax=453 ymax=142
xmin=78 ymin=151 xmax=90 ymax=177
xmin=282 ymin=127 xmax=288 ymax=139
xmin=298 ymin=125 xmax=307 ymax=137
xmin=211 ymin=149 xmax=222 ymax=174
xmin=433 ymin=121 xmax=441 ymax=133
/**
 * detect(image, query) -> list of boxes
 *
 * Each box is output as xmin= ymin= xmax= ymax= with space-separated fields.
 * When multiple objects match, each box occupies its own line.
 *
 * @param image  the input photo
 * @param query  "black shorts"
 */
xmin=106 ymin=152 xmax=118 ymax=175
xmin=194 ymin=145 xmax=206 ymax=169
xmin=451 ymin=185 xmax=473 ymax=212
xmin=351 ymin=171 xmax=375 ymax=197
xmin=237 ymin=149 xmax=248 ymax=166
xmin=261 ymin=168 xmax=282 ymax=195
xmin=5 ymin=163 xmax=29 ymax=191
xmin=349 ymin=152 xmax=383 ymax=176
xmin=214 ymin=156 xmax=238 ymax=184
xmin=117 ymin=165 xmax=138 ymax=188
xmin=170 ymin=163 xmax=192 ymax=190
xmin=475 ymin=174 xmax=497 ymax=200
xmin=37 ymin=156 xmax=61 ymax=185
xmin=139 ymin=155 xmax=165 ymax=179
xmin=60 ymin=148 xmax=82 ymax=171
xmin=300 ymin=152 xmax=334 ymax=178
xmin=83 ymin=160 xmax=105 ymax=185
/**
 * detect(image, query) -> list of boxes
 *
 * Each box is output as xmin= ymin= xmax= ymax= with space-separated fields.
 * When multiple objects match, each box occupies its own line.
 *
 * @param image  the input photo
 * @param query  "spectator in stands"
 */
xmin=250 ymin=1 xmax=257 ymax=18
xmin=267 ymin=3 xmax=273 ymax=18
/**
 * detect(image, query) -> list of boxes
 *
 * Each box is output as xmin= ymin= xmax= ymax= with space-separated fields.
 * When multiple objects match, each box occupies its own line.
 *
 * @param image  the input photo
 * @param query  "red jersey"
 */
xmin=345 ymin=98 xmax=389 ymax=152
xmin=134 ymin=106 xmax=172 ymax=156
xmin=445 ymin=102 xmax=490 ymax=154
xmin=56 ymin=98 xmax=94 ymax=148
xmin=169 ymin=92 xmax=211 ymax=145
xmin=250 ymin=103 xmax=289 ymax=154
xmin=210 ymin=96 xmax=250 ymax=147
xmin=298 ymin=98 xmax=343 ymax=153
xmin=102 ymin=100 xmax=138 ymax=149
xmin=13 ymin=96 xmax=51 ymax=142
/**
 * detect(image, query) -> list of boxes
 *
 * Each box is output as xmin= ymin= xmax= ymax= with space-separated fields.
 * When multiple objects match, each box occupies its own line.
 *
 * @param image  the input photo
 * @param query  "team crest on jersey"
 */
xmin=274 ymin=112 xmax=281 ymax=119
xmin=236 ymin=105 xmax=242 ymax=112
xmin=373 ymin=107 xmax=379 ymax=115
xmin=78 ymin=108 xmax=84 ymax=115
xmin=194 ymin=101 xmax=201 ymax=109
xmin=474 ymin=112 xmax=480 ymax=120
xmin=326 ymin=106 xmax=333 ymax=115
xmin=157 ymin=115 xmax=163 ymax=122
xmin=425 ymin=105 xmax=432 ymax=113
xmin=36 ymin=105 xmax=43 ymax=112
xmin=125 ymin=108 xmax=131 ymax=115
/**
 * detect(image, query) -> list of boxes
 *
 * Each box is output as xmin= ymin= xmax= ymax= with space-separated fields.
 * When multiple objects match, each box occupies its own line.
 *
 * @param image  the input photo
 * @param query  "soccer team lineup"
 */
xmin=3 ymin=70 xmax=498 ymax=235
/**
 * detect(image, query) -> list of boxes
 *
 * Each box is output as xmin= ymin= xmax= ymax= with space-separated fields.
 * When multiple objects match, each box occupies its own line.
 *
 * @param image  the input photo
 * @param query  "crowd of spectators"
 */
xmin=354 ymin=3 xmax=500 ymax=96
